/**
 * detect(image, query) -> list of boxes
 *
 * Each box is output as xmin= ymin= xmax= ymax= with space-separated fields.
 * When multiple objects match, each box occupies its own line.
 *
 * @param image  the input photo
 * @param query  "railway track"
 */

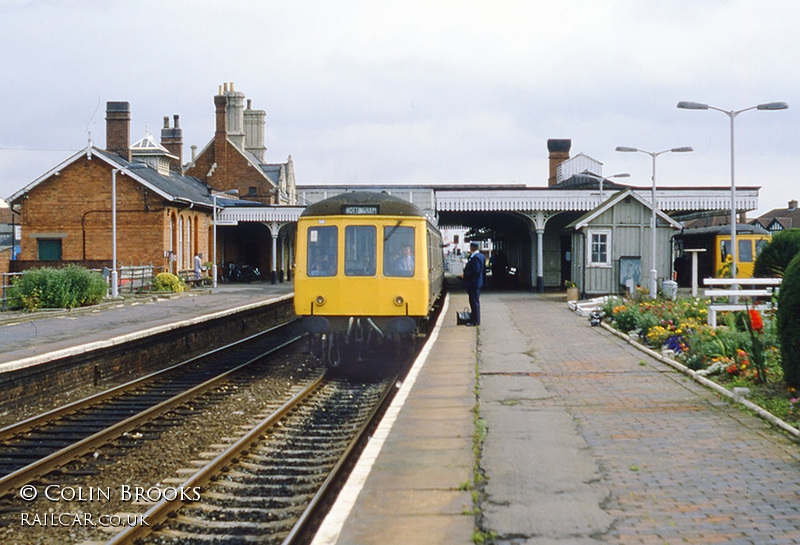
xmin=102 ymin=373 xmax=396 ymax=545
xmin=0 ymin=320 xmax=304 ymax=500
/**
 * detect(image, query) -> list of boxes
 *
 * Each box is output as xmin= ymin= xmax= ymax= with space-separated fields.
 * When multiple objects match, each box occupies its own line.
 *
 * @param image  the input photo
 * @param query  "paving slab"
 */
xmin=0 ymin=283 xmax=292 ymax=366
xmin=478 ymin=291 xmax=800 ymax=545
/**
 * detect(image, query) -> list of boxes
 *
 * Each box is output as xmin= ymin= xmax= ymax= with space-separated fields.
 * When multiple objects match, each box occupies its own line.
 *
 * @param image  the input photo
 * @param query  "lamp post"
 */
xmin=615 ymin=146 xmax=693 ymax=298
xmin=212 ymin=189 xmax=239 ymax=288
xmin=676 ymin=101 xmax=788 ymax=279
xmin=110 ymin=168 xmax=128 ymax=298
xmin=579 ymin=171 xmax=630 ymax=200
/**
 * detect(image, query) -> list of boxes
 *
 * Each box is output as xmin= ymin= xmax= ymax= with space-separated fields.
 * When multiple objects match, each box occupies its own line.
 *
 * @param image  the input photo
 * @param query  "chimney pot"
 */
xmin=173 ymin=114 xmax=180 ymax=129
xmin=163 ymin=116 xmax=169 ymax=129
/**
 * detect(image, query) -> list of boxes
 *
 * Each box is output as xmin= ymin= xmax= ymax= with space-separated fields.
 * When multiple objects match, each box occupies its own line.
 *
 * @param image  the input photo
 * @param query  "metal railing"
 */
xmin=116 ymin=265 xmax=156 ymax=294
xmin=0 ymin=272 xmax=23 ymax=310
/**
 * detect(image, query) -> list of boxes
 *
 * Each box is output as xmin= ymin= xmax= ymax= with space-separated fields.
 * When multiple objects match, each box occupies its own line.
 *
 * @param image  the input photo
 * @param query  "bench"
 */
xmin=178 ymin=269 xmax=209 ymax=288
xmin=703 ymin=277 xmax=781 ymax=327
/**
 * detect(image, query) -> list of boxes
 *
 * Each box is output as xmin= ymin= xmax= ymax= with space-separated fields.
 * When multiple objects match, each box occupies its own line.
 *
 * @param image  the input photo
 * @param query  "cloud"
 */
xmin=0 ymin=0 xmax=797 ymax=216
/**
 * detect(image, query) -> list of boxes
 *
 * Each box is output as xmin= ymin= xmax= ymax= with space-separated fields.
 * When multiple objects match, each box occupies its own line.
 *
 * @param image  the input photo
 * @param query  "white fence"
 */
xmin=703 ymin=277 xmax=781 ymax=327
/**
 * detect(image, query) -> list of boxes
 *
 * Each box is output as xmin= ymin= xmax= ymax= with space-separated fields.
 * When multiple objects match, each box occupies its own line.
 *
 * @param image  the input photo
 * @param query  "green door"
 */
xmin=37 ymin=239 xmax=62 ymax=261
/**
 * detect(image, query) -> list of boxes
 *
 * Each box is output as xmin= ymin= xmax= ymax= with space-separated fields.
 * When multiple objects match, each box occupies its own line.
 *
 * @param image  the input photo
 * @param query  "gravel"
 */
xmin=0 ymin=350 xmax=322 ymax=545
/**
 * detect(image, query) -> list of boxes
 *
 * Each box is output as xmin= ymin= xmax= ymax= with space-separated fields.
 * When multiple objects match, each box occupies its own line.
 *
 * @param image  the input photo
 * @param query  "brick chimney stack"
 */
xmin=547 ymin=139 xmax=571 ymax=187
xmin=212 ymin=87 xmax=229 ymax=188
xmin=106 ymin=101 xmax=131 ymax=161
xmin=160 ymin=114 xmax=183 ymax=168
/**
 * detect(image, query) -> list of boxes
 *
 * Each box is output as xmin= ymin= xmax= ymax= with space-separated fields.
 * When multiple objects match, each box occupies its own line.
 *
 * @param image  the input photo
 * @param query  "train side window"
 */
xmin=307 ymin=226 xmax=338 ymax=277
xmin=384 ymin=225 xmax=415 ymax=277
xmin=720 ymin=239 xmax=731 ymax=262
xmin=738 ymin=239 xmax=753 ymax=263
xmin=345 ymin=225 xmax=376 ymax=276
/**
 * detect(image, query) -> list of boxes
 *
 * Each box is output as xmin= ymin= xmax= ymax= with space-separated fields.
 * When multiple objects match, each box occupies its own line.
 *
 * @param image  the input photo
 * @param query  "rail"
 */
xmin=103 ymin=374 xmax=328 ymax=545
xmin=0 ymin=320 xmax=302 ymax=498
xmin=703 ymin=277 xmax=781 ymax=327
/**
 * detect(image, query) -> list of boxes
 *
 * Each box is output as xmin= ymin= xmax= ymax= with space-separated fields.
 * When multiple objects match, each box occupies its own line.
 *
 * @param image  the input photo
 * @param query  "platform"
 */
xmin=315 ymin=288 xmax=800 ymax=545
xmin=0 ymin=283 xmax=293 ymax=369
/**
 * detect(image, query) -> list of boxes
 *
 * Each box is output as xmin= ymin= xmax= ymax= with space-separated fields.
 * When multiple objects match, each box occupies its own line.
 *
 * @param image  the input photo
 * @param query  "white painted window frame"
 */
xmin=587 ymin=228 xmax=612 ymax=268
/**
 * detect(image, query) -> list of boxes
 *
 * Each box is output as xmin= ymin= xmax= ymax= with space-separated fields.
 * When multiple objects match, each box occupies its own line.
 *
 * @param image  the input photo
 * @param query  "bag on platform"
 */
xmin=456 ymin=308 xmax=471 ymax=325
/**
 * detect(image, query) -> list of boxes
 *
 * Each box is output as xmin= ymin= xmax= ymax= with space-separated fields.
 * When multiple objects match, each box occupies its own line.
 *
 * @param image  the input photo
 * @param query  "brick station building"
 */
xmin=6 ymin=84 xmax=297 ymax=278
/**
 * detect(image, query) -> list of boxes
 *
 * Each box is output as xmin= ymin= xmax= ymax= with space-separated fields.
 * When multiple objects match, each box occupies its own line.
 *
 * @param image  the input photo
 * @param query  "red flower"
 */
xmin=749 ymin=310 xmax=764 ymax=332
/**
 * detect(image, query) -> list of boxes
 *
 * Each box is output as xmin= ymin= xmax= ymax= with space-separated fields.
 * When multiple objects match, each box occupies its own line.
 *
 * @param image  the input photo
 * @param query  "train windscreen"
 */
xmin=307 ymin=226 xmax=338 ymax=277
xmin=384 ymin=225 xmax=415 ymax=277
xmin=345 ymin=225 xmax=376 ymax=276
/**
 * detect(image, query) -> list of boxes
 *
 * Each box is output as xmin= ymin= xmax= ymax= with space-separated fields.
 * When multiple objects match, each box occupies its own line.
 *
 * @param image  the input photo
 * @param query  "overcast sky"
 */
xmin=1 ymin=0 xmax=798 ymax=215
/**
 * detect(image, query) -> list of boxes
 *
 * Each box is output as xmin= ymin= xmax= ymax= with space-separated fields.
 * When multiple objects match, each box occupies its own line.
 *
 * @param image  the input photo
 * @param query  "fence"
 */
xmin=116 ymin=265 xmax=157 ymax=294
xmin=0 ymin=272 xmax=23 ymax=310
xmin=703 ymin=277 xmax=781 ymax=327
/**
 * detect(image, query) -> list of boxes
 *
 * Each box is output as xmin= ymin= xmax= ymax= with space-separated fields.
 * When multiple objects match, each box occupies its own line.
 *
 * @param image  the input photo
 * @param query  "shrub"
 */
xmin=9 ymin=266 xmax=107 ymax=310
xmin=152 ymin=272 xmax=185 ymax=293
xmin=612 ymin=305 xmax=639 ymax=333
xmin=754 ymin=228 xmax=800 ymax=278
xmin=777 ymin=252 xmax=800 ymax=386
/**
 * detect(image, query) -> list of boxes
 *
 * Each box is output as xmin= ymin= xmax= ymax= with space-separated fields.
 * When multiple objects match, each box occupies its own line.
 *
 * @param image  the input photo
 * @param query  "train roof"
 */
xmin=677 ymin=223 xmax=770 ymax=237
xmin=300 ymin=191 xmax=426 ymax=218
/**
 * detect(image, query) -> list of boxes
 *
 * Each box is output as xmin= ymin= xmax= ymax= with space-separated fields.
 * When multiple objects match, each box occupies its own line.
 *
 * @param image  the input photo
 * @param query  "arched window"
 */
xmin=178 ymin=216 xmax=184 ymax=270
xmin=187 ymin=216 xmax=193 ymax=266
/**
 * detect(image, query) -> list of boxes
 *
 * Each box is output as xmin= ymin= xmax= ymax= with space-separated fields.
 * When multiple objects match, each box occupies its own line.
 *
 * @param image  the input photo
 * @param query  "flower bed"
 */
xmin=602 ymin=295 xmax=794 ymax=426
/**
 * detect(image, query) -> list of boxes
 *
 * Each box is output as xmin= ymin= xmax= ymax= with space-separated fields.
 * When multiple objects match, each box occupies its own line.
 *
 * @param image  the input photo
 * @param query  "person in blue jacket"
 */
xmin=462 ymin=241 xmax=485 ymax=325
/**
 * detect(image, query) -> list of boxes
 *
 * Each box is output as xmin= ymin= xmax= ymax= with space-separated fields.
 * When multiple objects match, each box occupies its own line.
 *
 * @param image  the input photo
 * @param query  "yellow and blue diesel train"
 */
xmin=294 ymin=191 xmax=444 ymax=372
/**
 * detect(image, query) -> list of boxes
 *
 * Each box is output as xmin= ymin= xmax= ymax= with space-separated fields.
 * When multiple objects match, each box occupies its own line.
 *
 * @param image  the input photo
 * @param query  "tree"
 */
xmin=753 ymin=228 xmax=800 ymax=278
xmin=776 ymin=252 xmax=800 ymax=386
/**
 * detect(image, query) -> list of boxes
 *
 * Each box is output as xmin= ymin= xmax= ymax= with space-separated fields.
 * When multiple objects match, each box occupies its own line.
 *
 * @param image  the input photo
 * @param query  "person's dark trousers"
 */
xmin=468 ymin=287 xmax=481 ymax=325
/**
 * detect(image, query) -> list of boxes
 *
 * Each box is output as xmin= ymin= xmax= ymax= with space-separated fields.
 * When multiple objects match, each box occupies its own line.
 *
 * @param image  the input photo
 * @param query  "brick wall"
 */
xmin=0 ymin=298 xmax=295 ymax=412
xmin=186 ymin=138 xmax=276 ymax=204
xmin=0 ymin=247 xmax=10 ymax=275
xmin=19 ymin=155 xmax=212 ymax=272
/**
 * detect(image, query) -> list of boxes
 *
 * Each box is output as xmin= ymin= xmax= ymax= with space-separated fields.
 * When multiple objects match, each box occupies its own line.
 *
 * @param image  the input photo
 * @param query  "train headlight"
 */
xmin=315 ymin=295 xmax=326 ymax=306
xmin=394 ymin=295 xmax=404 ymax=306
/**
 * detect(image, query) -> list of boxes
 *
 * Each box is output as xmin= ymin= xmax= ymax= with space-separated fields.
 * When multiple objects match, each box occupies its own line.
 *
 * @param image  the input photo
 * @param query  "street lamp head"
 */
xmin=610 ymin=173 xmax=630 ymax=178
xmin=757 ymin=101 xmax=789 ymax=111
xmin=615 ymin=146 xmax=638 ymax=153
xmin=670 ymin=146 xmax=694 ymax=153
xmin=677 ymin=101 xmax=709 ymax=110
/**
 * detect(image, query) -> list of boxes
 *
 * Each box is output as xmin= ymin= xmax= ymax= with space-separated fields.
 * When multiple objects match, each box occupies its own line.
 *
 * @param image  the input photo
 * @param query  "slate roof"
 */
xmin=752 ymin=203 xmax=799 ymax=230
xmin=93 ymin=148 xmax=212 ymax=206
xmin=552 ymin=174 xmax=631 ymax=191
xmin=8 ymin=147 xmax=214 ymax=208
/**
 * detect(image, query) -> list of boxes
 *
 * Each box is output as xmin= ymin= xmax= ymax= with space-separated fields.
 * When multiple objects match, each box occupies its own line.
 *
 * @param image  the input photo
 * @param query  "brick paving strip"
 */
xmin=478 ymin=292 xmax=800 ymax=545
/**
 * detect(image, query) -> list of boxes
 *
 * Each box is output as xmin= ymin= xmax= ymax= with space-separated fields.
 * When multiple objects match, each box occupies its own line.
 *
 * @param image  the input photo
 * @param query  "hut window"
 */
xmin=588 ymin=229 xmax=611 ymax=267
